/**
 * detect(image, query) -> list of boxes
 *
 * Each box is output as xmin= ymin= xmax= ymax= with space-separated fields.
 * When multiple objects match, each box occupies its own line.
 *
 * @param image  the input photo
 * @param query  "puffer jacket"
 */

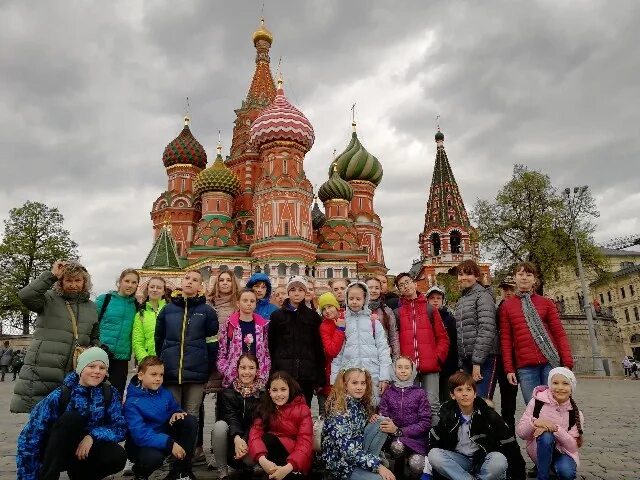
xmin=319 ymin=316 xmax=346 ymax=397
xmin=268 ymin=300 xmax=325 ymax=386
xmin=395 ymin=293 xmax=449 ymax=374
xmin=454 ymin=283 xmax=498 ymax=366
xmin=439 ymin=307 xmax=459 ymax=376
xmin=155 ymin=291 xmax=219 ymax=384
xmin=11 ymin=272 xmax=99 ymax=413
xmin=123 ymin=376 xmax=182 ymax=451
xmin=516 ymin=385 xmax=583 ymax=467
xmin=499 ymin=294 xmax=573 ymax=373
xmin=132 ymin=299 xmax=166 ymax=362
xmin=330 ymin=282 xmax=392 ymax=400
xmin=246 ymin=272 xmax=278 ymax=320
xmin=321 ymin=396 xmax=381 ymax=479
xmin=16 ymin=373 xmax=126 ymax=480
xmin=369 ymin=300 xmax=401 ymax=360
xmin=217 ymin=311 xmax=270 ymax=388
xmin=218 ymin=385 xmax=261 ymax=442
xmin=249 ymin=395 xmax=314 ymax=474
xmin=0 ymin=346 xmax=13 ymax=366
xmin=378 ymin=384 xmax=431 ymax=454
xmin=95 ymin=291 xmax=138 ymax=360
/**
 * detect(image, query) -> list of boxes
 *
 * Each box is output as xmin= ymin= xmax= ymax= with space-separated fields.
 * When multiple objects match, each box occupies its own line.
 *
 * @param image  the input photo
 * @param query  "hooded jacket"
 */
xmin=248 ymin=395 xmax=314 ymax=474
xmin=217 ymin=311 xmax=270 ymax=388
xmin=16 ymin=372 xmax=126 ymax=480
xmin=378 ymin=360 xmax=431 ymax=454
xmin=95 ymin=291 xmax=138 ymax=360
xmin=11 ymin=272 xmax=99 ymax=413
xmin=155 ymin=291 xmax=219 ymax=384
xmin=246 ymin=272 xmax=279 ymax=320
xmin=516 ymin=385 xmax=583 ymax=467
xmin=330 ymin=282 xmax=392 ymax=398
xmin=319 ymin=314 xmax=346 ymax=397
xmin=454 ymin=282 xmax=498 ymax=366
xmin=321 ymin=396 xmax=381 ymax=479
xmin=132 ymin=299 xmax=166 ymax=363
xmin=123 ymin=376 xmax=183 ymax=451
xmin=268 ymin=300 xmax=325 ymax=386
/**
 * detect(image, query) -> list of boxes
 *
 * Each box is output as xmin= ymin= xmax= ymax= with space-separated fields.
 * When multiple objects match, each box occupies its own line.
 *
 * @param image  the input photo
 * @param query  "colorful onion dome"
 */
xmin=253 ymin=18 xmax=273 ymax=45
xmin=435 ymin=129 xmax=444 ymax=142
xmin=319 ymin=166 xmax=354 ymax=203
xmin=162 ymin=116 xmax=207 ymax=169
xmin=194 ymin=145 xmax=241 ymax=197
xmin=249 ymin=79 xmax=315 ymax=152
xmin=332 ymin=123 xmax=382 ymax=186
xmin=312 ymin=201 xmax=326 ymax=229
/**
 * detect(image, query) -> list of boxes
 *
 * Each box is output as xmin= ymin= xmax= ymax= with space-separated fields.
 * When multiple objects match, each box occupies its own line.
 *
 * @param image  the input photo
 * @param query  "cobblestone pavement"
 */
xmin=1 ymin=377 xmax=639 ymax=479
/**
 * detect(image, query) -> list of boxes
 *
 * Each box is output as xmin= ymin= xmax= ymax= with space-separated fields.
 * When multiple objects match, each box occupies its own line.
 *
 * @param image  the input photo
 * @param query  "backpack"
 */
xmin=57 ymin=382 xmax=113 ymax=416
xmin=532 ymin=399 xmax=576 ymax=431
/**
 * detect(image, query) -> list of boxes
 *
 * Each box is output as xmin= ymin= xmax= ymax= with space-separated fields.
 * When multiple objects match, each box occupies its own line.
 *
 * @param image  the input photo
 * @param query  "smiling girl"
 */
xmin=516 ymin=367 xmax=584 ymax=480
xmin=95 ymin=268 xmax=140 ymax=395
xmin=132 ymin=276 xmax=166 ymax=363
xmin=248 ymin=371 xmax=314 ymax=479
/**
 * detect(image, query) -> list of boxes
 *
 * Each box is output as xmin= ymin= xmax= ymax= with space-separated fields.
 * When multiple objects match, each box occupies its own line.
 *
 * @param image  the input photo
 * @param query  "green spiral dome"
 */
xmin=194 ymin=153 xmax=241 ymax=197
xmin=331 ymin=130 xmax=383 ymax=186
xmin=319 ymin=167 xmax=354 ymax=203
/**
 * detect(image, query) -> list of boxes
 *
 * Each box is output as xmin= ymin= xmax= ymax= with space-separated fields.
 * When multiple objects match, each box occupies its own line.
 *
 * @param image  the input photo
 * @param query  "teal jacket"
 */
xmin=96 ymin=291 xmax=138 ymax=360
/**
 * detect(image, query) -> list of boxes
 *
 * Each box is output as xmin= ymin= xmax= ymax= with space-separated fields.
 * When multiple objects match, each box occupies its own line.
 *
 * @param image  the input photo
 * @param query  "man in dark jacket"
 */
xmin=155 ymin=270 xmax=219 ymax=419
xmin=428 ymin=372 xmax=525 ymax=480
xmin=268 ymin=275 xmax=325 ymax=406
xmin=0 ymin=341 xmax=13 ymax=381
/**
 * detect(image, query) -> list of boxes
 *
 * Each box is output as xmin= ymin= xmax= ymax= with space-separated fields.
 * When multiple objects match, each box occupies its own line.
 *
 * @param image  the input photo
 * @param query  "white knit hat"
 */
xmin=286 ymin=275 xmax=308 ymax=293
xmin=548 ymin=367 xmax=577 ymax=393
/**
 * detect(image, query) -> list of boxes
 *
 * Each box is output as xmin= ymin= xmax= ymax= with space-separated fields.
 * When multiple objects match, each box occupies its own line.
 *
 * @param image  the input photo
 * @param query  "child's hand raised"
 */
xmin=335 ymin=316 xmax=346 ymax=328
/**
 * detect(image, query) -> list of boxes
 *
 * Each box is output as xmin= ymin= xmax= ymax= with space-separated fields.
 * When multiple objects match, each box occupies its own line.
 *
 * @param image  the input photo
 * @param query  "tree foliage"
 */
xmin=0 ymin=201 xmax=79 ymax=334
xmin=471 ymin=165 xmax=604 ymax=292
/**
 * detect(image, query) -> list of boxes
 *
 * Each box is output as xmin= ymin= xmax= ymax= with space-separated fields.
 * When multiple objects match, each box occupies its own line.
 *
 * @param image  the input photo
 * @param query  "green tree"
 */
xmin=471 ymin=165 xmax=603 ymax=293
xmin=0 ymin=201 xmax=79 ymax=334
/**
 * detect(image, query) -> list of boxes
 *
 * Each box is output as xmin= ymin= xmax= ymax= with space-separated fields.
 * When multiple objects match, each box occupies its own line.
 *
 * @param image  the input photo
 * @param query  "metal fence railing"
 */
xmin=572 ymin=356 xmax=618 ymax=376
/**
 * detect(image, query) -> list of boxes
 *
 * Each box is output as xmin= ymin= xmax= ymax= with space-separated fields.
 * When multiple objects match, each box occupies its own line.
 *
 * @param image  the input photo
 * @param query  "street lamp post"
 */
xmin=564 ymin=186 xmax=606 ymax=376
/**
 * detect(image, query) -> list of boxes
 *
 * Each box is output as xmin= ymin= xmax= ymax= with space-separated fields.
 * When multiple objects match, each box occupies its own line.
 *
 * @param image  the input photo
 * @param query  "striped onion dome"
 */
xmin=194 ymin=146 xmax=241 ymax=197
xmin=331 ymin=123 xmax=382 ymax=186
xmin=162 ymin=116 xmax=207 ymax=169
xmin=250 ymin=80 xmax=315 ymax=152
xmin=318 ymin=166 xmax=354 ymax=203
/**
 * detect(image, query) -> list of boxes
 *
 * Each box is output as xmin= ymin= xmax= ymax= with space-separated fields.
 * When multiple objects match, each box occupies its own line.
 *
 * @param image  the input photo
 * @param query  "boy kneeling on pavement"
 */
xmin=428 ymin=371 xmax=523 ymax=480
xmin=124 ymin=356 xmax=198 ymax=480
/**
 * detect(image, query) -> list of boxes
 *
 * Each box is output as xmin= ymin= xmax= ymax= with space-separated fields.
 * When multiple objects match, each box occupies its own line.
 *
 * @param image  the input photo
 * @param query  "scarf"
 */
xmin=517 ymin=291 xmax=560 ymax=367
xmin=369 ymin=298 xmax=382 ymax=312
xmin=390 ymin=358 xmax=418 ymax=388
xmin=232 ymin=378 xmax=261 ymax=398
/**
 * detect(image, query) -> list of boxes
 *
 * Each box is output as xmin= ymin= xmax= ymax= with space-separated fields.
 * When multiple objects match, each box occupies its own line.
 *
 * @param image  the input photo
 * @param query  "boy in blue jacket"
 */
xmin=124 ymin=356 xmax=198 ymax=480
xmin=246 ymin=272 xmax=278 ymax=320
xmin=16 ymin=347 xmax=127 ymax=480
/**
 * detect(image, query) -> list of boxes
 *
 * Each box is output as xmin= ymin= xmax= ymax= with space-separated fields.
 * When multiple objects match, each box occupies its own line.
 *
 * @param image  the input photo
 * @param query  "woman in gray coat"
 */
xmin=10 ymin=260 xmax=99 ymax=413
xmin=454 ymin=260 xmax=499 ymax=399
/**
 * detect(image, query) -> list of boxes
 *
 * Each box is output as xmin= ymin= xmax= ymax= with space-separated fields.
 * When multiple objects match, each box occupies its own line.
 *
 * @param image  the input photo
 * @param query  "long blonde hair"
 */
xmin=207 ymin=270 xmax=240 ymax=304
xmin=325 ymin=368 xmax=374 ymax=417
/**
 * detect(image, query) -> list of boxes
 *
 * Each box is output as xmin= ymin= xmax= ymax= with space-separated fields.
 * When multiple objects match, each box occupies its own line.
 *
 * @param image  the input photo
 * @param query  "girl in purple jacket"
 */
xmin=378 ymin=356 xmax=431 ymax=478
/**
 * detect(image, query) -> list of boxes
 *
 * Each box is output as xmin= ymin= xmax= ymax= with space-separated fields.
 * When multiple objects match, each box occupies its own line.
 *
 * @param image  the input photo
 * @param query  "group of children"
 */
xmin=13 ymin=259 xmax=584 ymax=480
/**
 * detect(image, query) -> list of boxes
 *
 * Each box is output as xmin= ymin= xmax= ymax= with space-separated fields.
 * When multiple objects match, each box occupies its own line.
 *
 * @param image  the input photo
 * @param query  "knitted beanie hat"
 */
xmin=75 ymin=347 xmax=109 ymax=375
xmin=318 ymin=292 xmax=340 ymax=312
xmin=286 ymin=275 xmax=308 ymax=293
xmin=548 ymin=366 xmax=577 ymax=393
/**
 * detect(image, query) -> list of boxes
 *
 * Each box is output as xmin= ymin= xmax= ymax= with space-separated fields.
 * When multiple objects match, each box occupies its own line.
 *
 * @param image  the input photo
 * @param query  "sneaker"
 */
xmin=215 ymin=465 xmax=230 ymax=479
xmin=162 ymin=472 xmax=197 ymax=480
xmin=123 ymin=459 xmax=134 ymax=476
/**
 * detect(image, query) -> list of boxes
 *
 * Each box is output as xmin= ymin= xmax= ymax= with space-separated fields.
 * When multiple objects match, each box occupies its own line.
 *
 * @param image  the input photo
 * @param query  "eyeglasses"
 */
xmin=397 ymin=280 xmax=413 ymax=288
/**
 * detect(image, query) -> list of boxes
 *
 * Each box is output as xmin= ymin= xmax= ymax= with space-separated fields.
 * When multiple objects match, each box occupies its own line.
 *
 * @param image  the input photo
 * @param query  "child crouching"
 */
xmin=379 ymin=357 xmax=431 ymax=478
xmin=123 ymin=356 xmax=198 ymax=480
xmin=16 ymin=347 xmax=127 ymax=480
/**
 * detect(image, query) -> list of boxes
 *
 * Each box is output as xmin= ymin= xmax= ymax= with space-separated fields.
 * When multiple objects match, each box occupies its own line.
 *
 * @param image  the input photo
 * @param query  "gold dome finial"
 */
xmin=253 ymin=17 xmax=273 ymax=45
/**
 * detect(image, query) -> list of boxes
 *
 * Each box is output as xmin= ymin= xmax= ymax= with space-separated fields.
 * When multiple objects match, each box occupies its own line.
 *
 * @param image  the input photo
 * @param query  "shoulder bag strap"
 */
xmin=65 ymin=301 xmax=80 ymax=343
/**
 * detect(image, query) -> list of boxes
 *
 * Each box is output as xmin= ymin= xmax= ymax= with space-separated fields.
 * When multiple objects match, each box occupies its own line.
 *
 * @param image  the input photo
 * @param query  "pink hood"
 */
xmin=516 ymin=385 xmax=584 ymax=467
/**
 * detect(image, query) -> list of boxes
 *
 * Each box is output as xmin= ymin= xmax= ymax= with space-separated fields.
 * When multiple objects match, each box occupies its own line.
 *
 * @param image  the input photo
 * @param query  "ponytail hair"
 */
xmin=325 ymin=368 xmax=374 ymax=417
xmin=569 ymin=396 xmax=584 ymax=448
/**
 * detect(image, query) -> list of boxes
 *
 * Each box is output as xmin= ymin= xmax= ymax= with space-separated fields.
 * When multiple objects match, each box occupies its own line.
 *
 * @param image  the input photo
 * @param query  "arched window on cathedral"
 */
xmin=290 ymin=263 xmax=300 ymax=276
xmin=233 ymin=266 xmax=244 ymax=279
xmin=219 ymin=264 xmax=229 ymax=272
xmin=326 ymin=268 xmax=334 ymax=279
xmin=254 ymin=266 xmax=261 ymax=273
xmin=263 ymin=264 xmax=270 ymax=275
xmin=246 ymin=220 xmax=254 ymax=234
xmin=342 ymin=267 xmax=349 ymax=278
xmin=450 ymin=230 xmax=462 ymax=253
xmin=430 ymin=233 xmax=441 ymax=256
xmin=283 ymin=221 xmax=290 ymax=236
xmin=278 ymin=263 xmax=287 ymax=276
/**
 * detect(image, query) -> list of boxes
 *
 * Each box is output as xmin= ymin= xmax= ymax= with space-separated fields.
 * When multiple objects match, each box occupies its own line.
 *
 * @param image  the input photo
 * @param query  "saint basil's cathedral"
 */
xmin=138 ymin=19 xmax=486 ymax=291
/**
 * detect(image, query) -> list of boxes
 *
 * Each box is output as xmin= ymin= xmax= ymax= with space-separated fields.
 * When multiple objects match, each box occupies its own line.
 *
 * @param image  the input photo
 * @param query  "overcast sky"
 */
xmin=1 ymin=0 xmax=639 ymax=295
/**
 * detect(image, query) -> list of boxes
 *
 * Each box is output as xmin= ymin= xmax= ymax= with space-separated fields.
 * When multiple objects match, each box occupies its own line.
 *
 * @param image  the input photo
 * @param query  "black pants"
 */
xmin=108 ymin=359 xmax=129 ymax=397
xmin=40 ymin=411 xmax=126 ymax=480
xmin=298 ymin=381 xmax=315 ymax=407
xmin=262 ymin=433 xmax=290 ymax=466
xmin=495 ymin=356 xmax=518 ymax=433
xmin=126 ymin=414 xmax=198 ymax=476
xmin=0 ymin=365 xmax=9 ymax=381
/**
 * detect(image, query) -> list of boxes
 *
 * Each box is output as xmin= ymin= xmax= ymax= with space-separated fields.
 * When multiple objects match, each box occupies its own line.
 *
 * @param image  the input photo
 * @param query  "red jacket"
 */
xmin=499 ymin=294 xmax=573 ymax=373
xmin=318 ymin=316 xmax=345 ymax=397
xmin=248 ymin=395 xmax=314 ymax=474
xmin=395 ymin=293 xmax=449 ymax=374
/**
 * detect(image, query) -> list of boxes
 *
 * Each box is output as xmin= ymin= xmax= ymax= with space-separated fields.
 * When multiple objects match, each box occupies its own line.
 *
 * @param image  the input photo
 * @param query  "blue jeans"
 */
xmin=461 ymin=355 xmax=498 ymax=399
xmin=428 ymin=448 xmax=507 ymax=480
xmin=517 ymin=363 xmax=552 ymax=405
xmin=349 ymin=419 xmax=388 ymax=480
xmin=535 ymin=432 xmax=577 ymax=480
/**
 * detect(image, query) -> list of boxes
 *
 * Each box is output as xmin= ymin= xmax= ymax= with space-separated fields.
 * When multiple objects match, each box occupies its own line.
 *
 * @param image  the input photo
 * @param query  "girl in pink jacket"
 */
xmin=516 ymin=367 xmax=584 ymax=480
